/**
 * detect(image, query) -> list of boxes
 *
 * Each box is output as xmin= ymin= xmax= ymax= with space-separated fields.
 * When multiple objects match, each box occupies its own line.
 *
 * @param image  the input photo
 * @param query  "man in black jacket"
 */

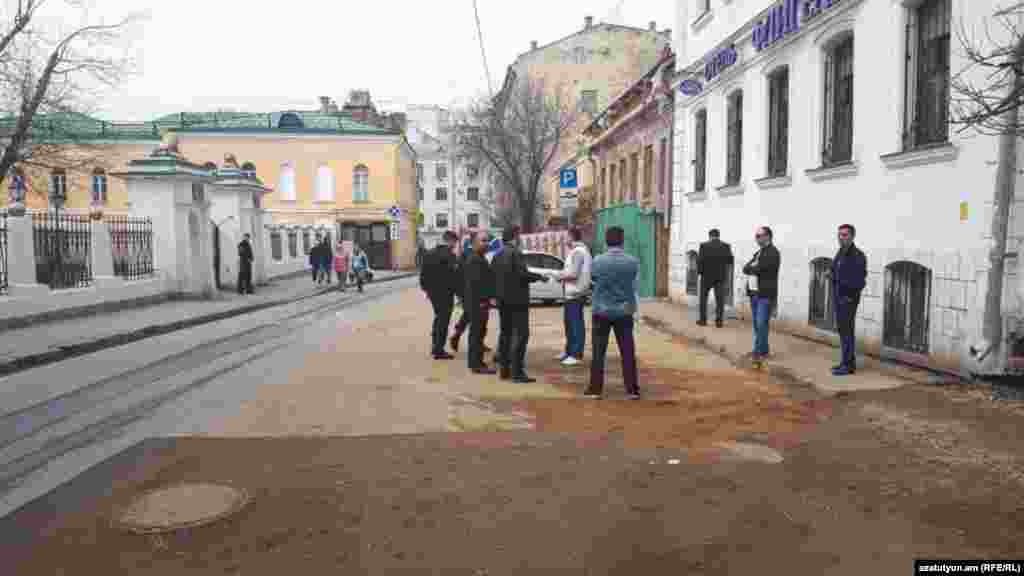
xmin=464 ymin=232 xmax=497 ymax=374
xmin=830 ymin=224 xmax=867 ymax=376
xmin=742 ymin=226 xmax=781 ymax=364
xmin=237 ymin=233 xmax=255 ymax=295
xmin=493 ymin=226 xmax=547 ymax=382
xmin=697 ymin=228 xmax=733 ymax=327
xmin=420 ymin=230 xmax=460 ymax=360
xmin=450 ymin=237 xmax=493 ymax=355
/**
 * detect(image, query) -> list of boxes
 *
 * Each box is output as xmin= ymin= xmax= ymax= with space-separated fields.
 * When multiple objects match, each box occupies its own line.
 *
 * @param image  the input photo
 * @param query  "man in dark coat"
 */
xmin=237 ymin=233 xmax=255 ymax=295
xmin=463 ymin=231 xmax=497 ymax=374
xmin=696 ymin=228 xmax=734 ymax=327
xmin=742 ymin=226 xmax=781 ymax=364
xmin=493 ymin=225 xmax=547 ymax=382
xmin=420 ymin=231 xmax=460 ymax=359
xmin=829 ymin=224 xmax=867 ymax=376
xmin=310 ymin=236 xmax=324 ymax=285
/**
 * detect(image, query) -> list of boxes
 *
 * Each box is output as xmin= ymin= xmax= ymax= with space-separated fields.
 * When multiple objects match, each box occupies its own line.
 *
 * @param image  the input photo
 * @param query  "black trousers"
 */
xmin=587 ymin=315 xmax=640 ymax=396
xmin=237 ymin=262 xmax=253 ymax=294
xmin=498 ymin=305 xmax=530 ymax=377
xmin=835 ymin=293 xmax=860 ymax=368
xmin=699 ymin=277 xmax=725 ymax=322
xmin=428 ymin=291 xmax=454 ymax=355
xmin=467 ymin=300 xmax=491 ymax=369
xmin=495 ymin=304 xmax=508 ymax=367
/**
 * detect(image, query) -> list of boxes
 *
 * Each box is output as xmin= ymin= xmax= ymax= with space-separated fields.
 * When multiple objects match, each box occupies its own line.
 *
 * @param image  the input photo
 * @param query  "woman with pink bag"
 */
xmin=333 ymin=241 xmax=350 ymax=291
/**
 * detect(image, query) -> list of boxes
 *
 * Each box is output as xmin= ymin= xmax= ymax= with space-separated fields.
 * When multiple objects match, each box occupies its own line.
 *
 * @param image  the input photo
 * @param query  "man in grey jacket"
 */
xmin=554 ymin=227 xmax=592 ymax=366
xmin=584 ymin=226 xmax=641 ymax=400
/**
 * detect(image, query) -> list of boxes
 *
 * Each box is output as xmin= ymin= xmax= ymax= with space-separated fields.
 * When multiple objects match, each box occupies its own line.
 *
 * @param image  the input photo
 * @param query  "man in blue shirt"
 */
xmin=584 ymin=226 xmax=641 ymax=400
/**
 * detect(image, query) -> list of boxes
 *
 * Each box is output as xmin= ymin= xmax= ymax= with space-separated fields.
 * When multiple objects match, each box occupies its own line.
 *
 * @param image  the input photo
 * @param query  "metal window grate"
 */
xmin=694 ymin=110 xmax=708 ymax=192
xmin=32 ymin=211 xmax=92 ymax=289
xmin=727 ymin=92 xmax=743 ymax=185
xmin=909 ymin=0 xmax=951 ymax=148
xmin=823 ymin=36 xmax=854 ymax=166
xmin=808 ymin=257 xmax=836 ymax=331
xmin=768 ymin=68 xmax=790 ymax=177
xmin=108 ymin=216 xmax=154 ymax=280
xmin=884 ymin=261 xmax=932 ymax=354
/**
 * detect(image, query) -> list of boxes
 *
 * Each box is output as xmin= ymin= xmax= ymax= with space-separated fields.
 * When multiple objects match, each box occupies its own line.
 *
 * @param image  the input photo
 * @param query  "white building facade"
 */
xmin=669 ymin=0 xmax=1024 ymax=376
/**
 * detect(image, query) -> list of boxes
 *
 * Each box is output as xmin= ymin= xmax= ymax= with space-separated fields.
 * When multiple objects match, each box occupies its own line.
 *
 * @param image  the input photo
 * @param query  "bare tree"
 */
xmin=0 ymin=0 xmax=140 ymax=199
xmin=951 ymin=2 xmax=1024 ymax=136
xmin=456 ymin=76 xmax=576 ymax=233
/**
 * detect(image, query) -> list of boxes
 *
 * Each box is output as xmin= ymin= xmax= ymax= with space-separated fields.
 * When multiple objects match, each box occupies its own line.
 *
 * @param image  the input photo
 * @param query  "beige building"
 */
xmin=497 ymin=16 xmax=671 ymax=224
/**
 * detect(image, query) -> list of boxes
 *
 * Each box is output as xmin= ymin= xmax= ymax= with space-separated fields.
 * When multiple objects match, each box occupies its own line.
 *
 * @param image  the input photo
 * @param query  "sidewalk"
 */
xmin=639 ymin=299 xmax=954 ymax=396
xmin=0 ymin=269 xmax=417 ymax=377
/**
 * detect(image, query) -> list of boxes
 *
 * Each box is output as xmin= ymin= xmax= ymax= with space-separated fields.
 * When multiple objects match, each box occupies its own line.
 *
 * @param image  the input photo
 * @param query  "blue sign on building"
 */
xmin=753 ymin=0 xmax=844 ymax=52
xmin=559 ymin=167 xmax=578 ymax=189
xmin=679 ymin=79 xmax=703 ymax=96
xmin=704 ymin=45 xmax=737 ymax=82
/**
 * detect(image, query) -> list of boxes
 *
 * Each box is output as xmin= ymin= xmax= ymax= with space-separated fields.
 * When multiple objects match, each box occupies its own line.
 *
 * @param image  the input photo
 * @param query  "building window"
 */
xmin=49 ymin=169 xmax=66 ymax=202
xmin=418 ymin=186 xmax=424 ymax=201
xmin=466 ymin=187 xmax=479 ymax=202
xmin=91 ymin=168 xmax=108 ymax=204
xmin=416 ymin=162 xmax=424 ymax=182
xmin=278 ymin=162 xmax=296 ymax=201
xmin=809 ymin=258 xmax=836 ymax=331
xmin=643 ymin=145 xmax=654 ymax=198
xmin=600 ymin=165 xmax=607 ymax=208
xmin=353 ymin=164 xmax=369 ymax=202
xmin=686 ymin=251 xmax=699 ymax=295
xmin=726 ymin=90 xmax=743 ymax=185
xmin=466 ymin=164 xmax=479 ymax=180
xmin=467 ymin=213 xmax=479 ymax=228
xmin=287 ymin=229 xmax=298 ymax=259
xmin=767 ymin=67 xmax=789 ymax=177
xmin=619 ymin=158 xmax=627 ymax=203
xmin=884 ymin=261 xmax=932 ymax=354
xmin=580 ymin=90 xmax=597 ymax=114
xmin=630 ymin=152 xmax=639 ymax=201
xmin=316 ymin=165 xmax=335 ymax=202
xmin=609 ymin=163 xmax=617 ymax=204
xmin=658 ymin=138 xmax=668 ymax=199
xmin=270 ymin=229 xmax=282 ymax=261
xmin=303 ymin=230 xmax=311 ymax=254
xmin=694 ymin=109 xmax=707 ymax=192
xmin=823 ymin=35 xmax=854 ymax=166
xmin=436 ymin=213 xmax=449 ymax=229
xmin=435 ymin=162 xmax=447 ymax=181
xmin=436 ymin=187 xmax=448 ymax=201
xmin=904 ymin=0 xmax=951 ymax=149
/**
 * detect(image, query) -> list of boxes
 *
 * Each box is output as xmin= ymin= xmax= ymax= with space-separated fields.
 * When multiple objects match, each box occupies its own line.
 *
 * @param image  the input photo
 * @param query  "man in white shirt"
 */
xmin=554 ymin=228 xmax=592 ymax=366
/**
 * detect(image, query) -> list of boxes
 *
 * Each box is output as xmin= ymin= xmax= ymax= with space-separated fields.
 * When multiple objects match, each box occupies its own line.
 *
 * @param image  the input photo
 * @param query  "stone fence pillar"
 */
xmin=4 ymin=214 xmax=46 ymax=297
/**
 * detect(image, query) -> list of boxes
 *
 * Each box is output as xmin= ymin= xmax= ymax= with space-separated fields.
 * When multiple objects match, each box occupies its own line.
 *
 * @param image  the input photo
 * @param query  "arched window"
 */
xmin=278 ymin=112 xmax=304 ymax=129
xmin=884 ymin=261 xmax=932 ymax=354
xmin=91 ymin=167 xmax=108 ymax=204
xmin=808 ymin=257 xmax=836 ymax=331
xmin=316 ymin=165 xmax=335 ymax=202
xmin=686 ymin=250 xmax=699 ymax=296
xmin=278 ymin=162 xmax=296 ymax=201
xmin=353 ymin=165 xmax=369 ymax=202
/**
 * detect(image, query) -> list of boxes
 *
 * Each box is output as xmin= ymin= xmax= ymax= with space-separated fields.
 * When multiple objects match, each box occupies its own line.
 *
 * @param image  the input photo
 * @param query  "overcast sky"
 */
xmin=85 ymin=0 xmax=674 ymax=121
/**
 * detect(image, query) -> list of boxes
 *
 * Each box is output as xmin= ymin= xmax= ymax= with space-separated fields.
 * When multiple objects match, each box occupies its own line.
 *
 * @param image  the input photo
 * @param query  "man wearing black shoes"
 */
xmin=420 ymin=230 xmax=460 ymax=360
xmin=493 ymin=225 xmax=547 ymax=382
xmin=463 ymin=231 xmax=497 ymax=374
xmin=696 ymin=228 xmax=733 ymax=327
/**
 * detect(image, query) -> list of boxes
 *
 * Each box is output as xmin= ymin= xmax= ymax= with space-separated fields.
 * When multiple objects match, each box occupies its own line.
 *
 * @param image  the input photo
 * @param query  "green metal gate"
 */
xmin=593 ymin=203 xmax=656 ymax=297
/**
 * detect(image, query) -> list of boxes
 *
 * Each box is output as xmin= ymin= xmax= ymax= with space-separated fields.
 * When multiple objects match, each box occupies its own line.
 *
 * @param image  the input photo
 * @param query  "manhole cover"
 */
xmin=114 ymin=483 xmax=250 ymax=534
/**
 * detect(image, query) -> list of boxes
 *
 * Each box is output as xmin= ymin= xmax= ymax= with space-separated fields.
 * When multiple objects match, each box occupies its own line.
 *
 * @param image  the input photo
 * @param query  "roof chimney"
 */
xmin=584 ymin=15 xmax=593 ymax=29
xmin=649 ymin=21 xmax=657 ymax=31
xmin=530 ymin=40 xmax=538 ymax=50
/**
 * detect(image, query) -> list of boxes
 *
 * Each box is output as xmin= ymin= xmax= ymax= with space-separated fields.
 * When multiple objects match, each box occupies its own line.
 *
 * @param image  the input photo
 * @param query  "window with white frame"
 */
xmin=726 ymin=90 xmax=743 ymax=185
xmin=579 ymin=90 xmax=597 ymax=114
xmin=694 ymin=109 xmax=707 ymax=192
xmin=904 ymin=0 xmax=950 ymax=149
xmin=353 ymin=165 xmax=369 ymax=202
xmin=767 ymin=67 xmax=789 ymax=177
xmin=466 ymin=187 xmax=479 ymax=202
xmin=92 ymin=168 xmax=108 ymax=204
xmin=278 ymin=162 xmax=296 ymax=201
xmin=435 ymin=213 xmax=449 ymax=229
xmin=316 ymin=165 xmax=335 ymax=202
xmin=822 ymin=35 xmax=854 ymax=166
xmin=436 ymin=187 xmax=448 ymax=201
xmin=435 ymin=162 xmax=447 ymax=180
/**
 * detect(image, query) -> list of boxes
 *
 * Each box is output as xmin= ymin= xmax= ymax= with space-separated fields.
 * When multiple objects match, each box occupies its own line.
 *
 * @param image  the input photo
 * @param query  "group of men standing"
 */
xmin=695 ymin=224 xmax=866 ymax=376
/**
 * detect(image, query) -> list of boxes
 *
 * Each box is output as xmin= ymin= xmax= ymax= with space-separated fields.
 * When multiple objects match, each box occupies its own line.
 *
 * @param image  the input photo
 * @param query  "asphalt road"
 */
xmin=0 ymin=277 xmax=420 ymax=519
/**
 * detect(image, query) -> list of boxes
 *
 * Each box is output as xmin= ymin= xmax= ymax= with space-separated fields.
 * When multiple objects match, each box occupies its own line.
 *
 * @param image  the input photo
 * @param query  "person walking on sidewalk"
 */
xmin=742 ymin=226 xmax=781 ymax=365
xmin=310 ymin=236 xmax=322 ymax=285
xmin=493 ymin=225 xmax=547 ymax=383
xmin=584 ymin=226 xmax=641 ymax=400
xmin=464 ymin=231 xmax=497 ymax=374
xmin=352 ymin=244 xmax=369 ymax=293
xmin=829 ymin=224 xmax=867 ymax=376
xmin=334 ymin=241 xmax=350 ymax=291
xmin=319 ymin=237 xmax=334 ymax=286
xmin=237 ymin=233 xmax=255 ymax=295
xmin=697 ymin=228 xmax=733 ymax=327
xmin=554 ymin=227 xmax=592 ymax=366
xmin=420 ymin=231 xmax=459 ymax=359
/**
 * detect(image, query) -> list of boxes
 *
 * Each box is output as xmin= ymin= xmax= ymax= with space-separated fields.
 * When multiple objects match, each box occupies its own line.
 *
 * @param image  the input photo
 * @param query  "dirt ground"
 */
xmin=3 ymin=301 xmax=1024 ymax=574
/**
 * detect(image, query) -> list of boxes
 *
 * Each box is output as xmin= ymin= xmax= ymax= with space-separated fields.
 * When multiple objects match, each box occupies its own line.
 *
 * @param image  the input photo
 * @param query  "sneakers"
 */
xmin=557 ymin=353 xmax=569 ymax=361
xmin=582 ymin=391 xmax=602 ymax=399
xmin=627 ymin=392 xmax=642 ymax=400
xmin=561 ymin=356 xmax=581 ymax=367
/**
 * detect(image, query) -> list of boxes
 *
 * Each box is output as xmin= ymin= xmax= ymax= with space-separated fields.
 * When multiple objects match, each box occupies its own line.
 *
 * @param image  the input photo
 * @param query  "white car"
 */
xmin=521 ymin=251 xmax=566 ymax=304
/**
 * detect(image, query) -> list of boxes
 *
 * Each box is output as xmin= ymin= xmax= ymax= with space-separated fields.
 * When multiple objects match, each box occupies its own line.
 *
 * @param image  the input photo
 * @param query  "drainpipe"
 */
xmin=969 ymin=36 xmax=1024 ymax=374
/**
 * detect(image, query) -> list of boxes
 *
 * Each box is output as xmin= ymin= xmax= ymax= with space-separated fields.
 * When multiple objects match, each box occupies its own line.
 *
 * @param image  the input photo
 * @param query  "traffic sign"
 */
xmin=390 ymin=221 xmax=401 ymax=240
xmin=559 ymin=167 xmax=578 ymax=189
xmin=388 ymin=205 xmax=401 ymax=221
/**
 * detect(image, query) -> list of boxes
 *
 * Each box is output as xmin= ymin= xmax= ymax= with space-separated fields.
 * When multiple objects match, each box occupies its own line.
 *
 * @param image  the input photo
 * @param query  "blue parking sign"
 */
xmin=559 ymin=167 xmax=578 ymax=189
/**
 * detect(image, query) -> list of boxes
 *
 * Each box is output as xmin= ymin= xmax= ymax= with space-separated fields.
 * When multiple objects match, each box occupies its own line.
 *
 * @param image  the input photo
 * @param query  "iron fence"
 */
xmin=0 ymin=211 xmax=7 ymax=294
xmin=33 ymin=211 xmax=93 ymax=289
xmin=108 ymin=215 xmax=154 ymax=280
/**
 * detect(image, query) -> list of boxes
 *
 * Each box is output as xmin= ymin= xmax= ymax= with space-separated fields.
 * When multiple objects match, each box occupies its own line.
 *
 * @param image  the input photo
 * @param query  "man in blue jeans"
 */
xmin=742 ymin=226 xmax=780 ymax=364
xmin=555 ymin=227 xmax=592 ymax=367
xmin=584 ymin=226 xmax=641 ymax=400
xmin=830 ymin=224 xmax=867 ymax=375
